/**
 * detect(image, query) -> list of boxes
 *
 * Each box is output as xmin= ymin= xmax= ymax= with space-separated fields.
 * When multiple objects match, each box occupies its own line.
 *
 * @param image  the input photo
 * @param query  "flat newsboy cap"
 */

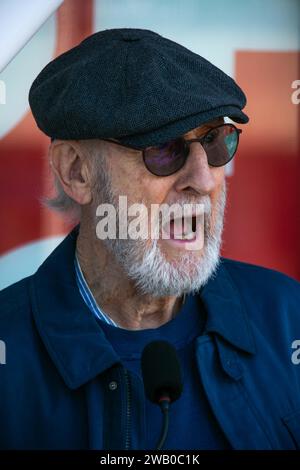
xmin=29 ymin=28 xmax=249 ymax=148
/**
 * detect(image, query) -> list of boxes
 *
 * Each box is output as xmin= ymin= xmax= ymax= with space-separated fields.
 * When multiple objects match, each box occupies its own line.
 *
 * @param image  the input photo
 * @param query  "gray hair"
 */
xmin=42 ymin=140 xmax=105 ymax=222
xmin=43 ymin=175 xmax=82 ymax=221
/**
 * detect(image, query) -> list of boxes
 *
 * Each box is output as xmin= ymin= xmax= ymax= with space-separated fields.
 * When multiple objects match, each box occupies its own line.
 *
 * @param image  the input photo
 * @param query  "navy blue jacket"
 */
xmin=0 ymin=228 xmax=300 ymax=450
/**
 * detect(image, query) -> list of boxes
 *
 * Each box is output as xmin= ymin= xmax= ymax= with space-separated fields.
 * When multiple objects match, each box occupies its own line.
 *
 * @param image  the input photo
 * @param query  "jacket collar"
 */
xmin=30 ymin=226 xmax=120 ymax=390
xmin=30 ymin=226 xmax=255 ymax=390
xmin=201 ymin=261 xmax=256 ymax=355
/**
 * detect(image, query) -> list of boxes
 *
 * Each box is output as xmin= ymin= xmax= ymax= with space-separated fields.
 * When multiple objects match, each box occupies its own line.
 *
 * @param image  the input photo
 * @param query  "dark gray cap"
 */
xmin=29 ymin=28 xmax=249 ymax=149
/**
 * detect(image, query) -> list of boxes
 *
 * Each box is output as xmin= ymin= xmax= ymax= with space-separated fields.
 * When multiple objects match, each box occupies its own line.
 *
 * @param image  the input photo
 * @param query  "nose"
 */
xmin=173 ymin=142 xmax=217 ymax=196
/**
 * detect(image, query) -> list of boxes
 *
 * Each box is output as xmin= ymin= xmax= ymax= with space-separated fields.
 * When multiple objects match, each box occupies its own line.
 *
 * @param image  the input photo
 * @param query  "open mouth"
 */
xmin=164 ymin=215 xmax=198 ymax=242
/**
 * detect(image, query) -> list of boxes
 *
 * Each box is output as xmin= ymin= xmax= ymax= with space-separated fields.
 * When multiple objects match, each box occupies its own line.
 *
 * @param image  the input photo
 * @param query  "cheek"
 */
xmin=142 ymin=179 xmax=172 ymax=204
xmin=210 ymin=173 xmax=226 ymax=229
xmin=110 ymin=158 xmax=171 ymax=205
xmin=212 ymin=178 xmax=226 ymax=222
xmin=107 ymin=159 xmax=136 ymax=198
xmin=214 ymin=166 xmax=225 ymax=184
xmin=211 ymin=167 xmax=225 ymax=198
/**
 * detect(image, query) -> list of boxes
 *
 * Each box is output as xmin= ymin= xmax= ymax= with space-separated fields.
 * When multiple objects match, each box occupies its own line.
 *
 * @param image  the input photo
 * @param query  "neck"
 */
xmin=76 ymin=224 xmax=184 ymax=330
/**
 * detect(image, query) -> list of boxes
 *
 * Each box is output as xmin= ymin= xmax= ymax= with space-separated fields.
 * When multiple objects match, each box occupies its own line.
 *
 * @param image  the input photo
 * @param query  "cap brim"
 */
xmin=118 ymin=105 xmax=249 ymax=149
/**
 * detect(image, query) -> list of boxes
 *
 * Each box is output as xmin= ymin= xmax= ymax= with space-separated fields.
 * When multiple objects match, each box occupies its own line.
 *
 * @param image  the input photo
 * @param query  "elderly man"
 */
xmin=0 ymin=29 xmax=299 ymax=451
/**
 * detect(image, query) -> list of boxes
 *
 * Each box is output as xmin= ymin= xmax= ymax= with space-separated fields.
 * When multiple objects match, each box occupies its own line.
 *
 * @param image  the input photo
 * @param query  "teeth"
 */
xmin=182 ymin=231 xmax=195 ymax=240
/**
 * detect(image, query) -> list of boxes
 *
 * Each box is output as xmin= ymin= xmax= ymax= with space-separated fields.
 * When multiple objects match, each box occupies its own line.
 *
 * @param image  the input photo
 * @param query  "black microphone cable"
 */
xmin=156 ymin=394 xmax=171 ymax=450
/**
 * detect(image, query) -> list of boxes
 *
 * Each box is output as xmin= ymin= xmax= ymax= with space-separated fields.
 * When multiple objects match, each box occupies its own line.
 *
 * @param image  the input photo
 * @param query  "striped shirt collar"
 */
xmin=74 ymin=254 xmax=120 ymax=328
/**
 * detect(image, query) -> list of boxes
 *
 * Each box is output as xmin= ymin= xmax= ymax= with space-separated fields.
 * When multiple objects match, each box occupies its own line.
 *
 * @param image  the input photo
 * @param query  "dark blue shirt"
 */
xmin=99 ymin=294 xmax=231 ymax=450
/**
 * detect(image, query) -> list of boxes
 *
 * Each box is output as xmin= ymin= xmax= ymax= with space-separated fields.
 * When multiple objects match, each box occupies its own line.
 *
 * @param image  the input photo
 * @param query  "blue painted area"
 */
xmin=0 ymin=236 xmax=63 ymax=290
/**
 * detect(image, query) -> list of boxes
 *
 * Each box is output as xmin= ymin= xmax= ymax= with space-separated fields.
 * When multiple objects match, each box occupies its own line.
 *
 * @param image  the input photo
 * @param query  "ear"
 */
xmin=50 ymin=140 xmax=92 ymax=205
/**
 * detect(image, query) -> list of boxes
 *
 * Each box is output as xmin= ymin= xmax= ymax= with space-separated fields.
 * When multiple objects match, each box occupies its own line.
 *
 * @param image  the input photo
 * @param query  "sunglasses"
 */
xmin=102 ymin=123 xmax=242 ymax=177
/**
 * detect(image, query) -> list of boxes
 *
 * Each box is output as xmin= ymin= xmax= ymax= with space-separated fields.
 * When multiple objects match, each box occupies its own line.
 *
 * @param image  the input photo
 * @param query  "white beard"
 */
xmin=101 ymin=181 xmax=227 ymax=297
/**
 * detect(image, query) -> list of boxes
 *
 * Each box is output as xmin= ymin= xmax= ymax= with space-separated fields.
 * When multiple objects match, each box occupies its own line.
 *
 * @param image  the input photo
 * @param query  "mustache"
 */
xmin=160 ymin=197 xmax=211 ymax=216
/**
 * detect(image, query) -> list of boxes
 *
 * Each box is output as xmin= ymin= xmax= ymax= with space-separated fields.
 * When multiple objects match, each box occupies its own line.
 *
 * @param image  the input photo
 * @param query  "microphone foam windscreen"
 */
xmin=141 ymin=340 xmax=183 ymax=404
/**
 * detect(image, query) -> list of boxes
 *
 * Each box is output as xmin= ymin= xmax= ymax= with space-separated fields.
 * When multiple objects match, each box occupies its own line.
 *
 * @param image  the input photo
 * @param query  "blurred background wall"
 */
xmin=0 ymin=0 xmax=299 ymax=289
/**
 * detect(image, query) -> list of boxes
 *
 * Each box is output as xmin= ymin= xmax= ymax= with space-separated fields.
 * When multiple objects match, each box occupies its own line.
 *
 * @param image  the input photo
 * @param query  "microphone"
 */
xmin=141 ymin=340 xmax=183 ymax=450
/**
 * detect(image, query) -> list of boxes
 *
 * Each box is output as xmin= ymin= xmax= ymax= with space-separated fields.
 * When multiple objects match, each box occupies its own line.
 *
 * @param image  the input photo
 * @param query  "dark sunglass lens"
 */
xmin=203 ymin=124 xmax=239 ymax=167
xmin=143 ymin=139 xmax=187 ymax=176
